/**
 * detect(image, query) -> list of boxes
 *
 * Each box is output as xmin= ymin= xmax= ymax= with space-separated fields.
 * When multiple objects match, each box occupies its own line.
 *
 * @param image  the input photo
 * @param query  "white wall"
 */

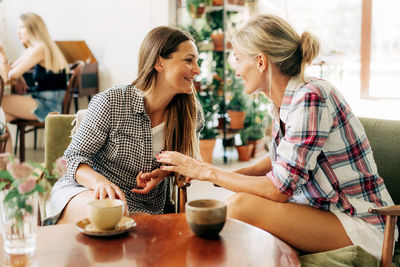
xmin=0 ymin=0 xmax=171 ymax=91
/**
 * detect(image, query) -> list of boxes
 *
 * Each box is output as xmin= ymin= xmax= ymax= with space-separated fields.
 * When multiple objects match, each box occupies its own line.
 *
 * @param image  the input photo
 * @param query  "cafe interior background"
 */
xmin=0 ymin=0 xmax=399 ymax=199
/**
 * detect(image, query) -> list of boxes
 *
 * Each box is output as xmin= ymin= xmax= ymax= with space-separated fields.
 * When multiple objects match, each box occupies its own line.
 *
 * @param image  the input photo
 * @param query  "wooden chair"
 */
xmin=0 ymin=75 xmax=9 ymax=153
xmin=10 ymin=61 xmax=84 ymax=162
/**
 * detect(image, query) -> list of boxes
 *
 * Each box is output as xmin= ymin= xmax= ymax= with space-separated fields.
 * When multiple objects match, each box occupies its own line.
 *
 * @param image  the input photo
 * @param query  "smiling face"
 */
xmin=233 ymin=48 xmax=267 ymax=95
xmin=158 ymin=40 xmax=200 ymax=95
xmin=16 ymin=20 xmax=29 ymax=46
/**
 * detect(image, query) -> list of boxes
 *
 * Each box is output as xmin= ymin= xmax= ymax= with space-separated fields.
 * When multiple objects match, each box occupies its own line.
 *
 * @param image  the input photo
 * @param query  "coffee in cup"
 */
xmin=185 ymin=199 xmax=227 ymax=238
xmin=87 ymin=199 xmax=124 ymax=230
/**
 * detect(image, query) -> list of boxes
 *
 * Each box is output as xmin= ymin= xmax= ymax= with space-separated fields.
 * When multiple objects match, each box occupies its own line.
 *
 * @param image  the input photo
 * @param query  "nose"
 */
xmin=193 ymin=61 xmax=201 ymax=75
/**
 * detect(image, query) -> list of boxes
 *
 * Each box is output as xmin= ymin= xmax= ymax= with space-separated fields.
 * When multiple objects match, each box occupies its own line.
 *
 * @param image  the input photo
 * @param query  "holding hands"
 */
xmin=157 ymin=151 xmax=214 ymax=182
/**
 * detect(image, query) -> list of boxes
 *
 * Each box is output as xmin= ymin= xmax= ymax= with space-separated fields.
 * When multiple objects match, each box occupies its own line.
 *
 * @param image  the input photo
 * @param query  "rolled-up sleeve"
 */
xmin=268 ymin=92 xmax=333 ymax=195
xmin=64 ymin=93 xmax=111 ymax=182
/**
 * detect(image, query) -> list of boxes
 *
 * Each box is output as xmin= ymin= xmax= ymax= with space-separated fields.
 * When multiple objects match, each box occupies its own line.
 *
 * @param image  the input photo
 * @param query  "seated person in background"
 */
xmin=152 ymin=15 xmax=396 ymax=260
xmin=44 ymin=26 xmax=203 ymax=225
xmin=0 ymin=12 xmax=68 ymax=127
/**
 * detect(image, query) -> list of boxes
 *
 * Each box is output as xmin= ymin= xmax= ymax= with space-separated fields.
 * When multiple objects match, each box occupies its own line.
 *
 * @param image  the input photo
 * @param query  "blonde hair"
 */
xmin=133 ymin=26 xmax=201 ymax=160
xmin=20 ymin=13 xmax=68 ymax=73
xmin=232 ymin=14 xmax=319 ymax=83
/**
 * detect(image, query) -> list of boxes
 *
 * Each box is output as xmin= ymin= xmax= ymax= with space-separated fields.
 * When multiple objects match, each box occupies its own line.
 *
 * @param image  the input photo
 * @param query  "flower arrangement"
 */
xmin=0 ymin=153 xmax=67 ymax=244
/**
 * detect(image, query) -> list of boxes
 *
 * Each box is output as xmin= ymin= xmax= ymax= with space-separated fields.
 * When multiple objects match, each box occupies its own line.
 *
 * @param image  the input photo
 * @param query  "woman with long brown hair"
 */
xmin=44 ymin=26 xmax=203 ymax=224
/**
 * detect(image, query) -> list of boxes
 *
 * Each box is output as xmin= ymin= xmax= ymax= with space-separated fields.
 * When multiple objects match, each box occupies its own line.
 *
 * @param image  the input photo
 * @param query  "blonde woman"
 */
xmin=44 ymin=26 xmax=203 ymax=225
xmin=155 ymin=15 xmax=396 ymax=260
xmin=0 ymin=13 xmax=68 ymax=126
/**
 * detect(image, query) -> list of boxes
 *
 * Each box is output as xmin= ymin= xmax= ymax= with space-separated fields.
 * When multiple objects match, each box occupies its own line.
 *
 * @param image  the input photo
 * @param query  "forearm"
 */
xmin=75 ymin=164 xmax=110 ymax=190
xmin=208 ymin=166 xmax=289 ymax=202
xmin=234 ymin=155 xmax=272 ymax=176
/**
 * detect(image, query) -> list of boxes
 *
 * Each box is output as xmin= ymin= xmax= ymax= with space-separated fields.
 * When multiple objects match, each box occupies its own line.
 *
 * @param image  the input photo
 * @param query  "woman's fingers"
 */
xmin=160 ymin=165 xmax=177 ymax=172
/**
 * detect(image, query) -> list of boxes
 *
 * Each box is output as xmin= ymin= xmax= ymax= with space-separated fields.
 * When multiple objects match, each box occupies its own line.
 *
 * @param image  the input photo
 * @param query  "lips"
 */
xmin=184 ymin=77 xmax=194 ymax=83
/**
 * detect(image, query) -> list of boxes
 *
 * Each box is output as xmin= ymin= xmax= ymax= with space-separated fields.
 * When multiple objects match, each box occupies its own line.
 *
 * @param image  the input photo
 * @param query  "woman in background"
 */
xmin=44 ymin=26 xmax=203 ymax=225
xmin=0 ymin=12 xmax=68 ymax=152
xmin=154 ymin=15 xmax=395 ymax=260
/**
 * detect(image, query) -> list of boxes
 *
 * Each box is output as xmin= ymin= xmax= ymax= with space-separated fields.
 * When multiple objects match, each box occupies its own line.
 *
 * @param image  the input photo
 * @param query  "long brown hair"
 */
xmin=20 ymin=13 xmax=68 ymax=73
xmin=132 ymin=26 xmax=201 ymax=159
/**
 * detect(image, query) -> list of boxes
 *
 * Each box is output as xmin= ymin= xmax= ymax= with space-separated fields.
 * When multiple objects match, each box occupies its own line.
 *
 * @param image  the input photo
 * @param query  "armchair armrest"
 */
xmin=369 ymin=205 xmax=399 ymax=267
xmin=369 ymin=205 xmax=400 ymax=216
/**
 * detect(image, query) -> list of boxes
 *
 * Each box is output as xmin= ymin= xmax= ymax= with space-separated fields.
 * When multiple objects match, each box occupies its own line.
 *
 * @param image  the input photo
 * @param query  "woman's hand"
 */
xmin=131 ymin=169 xmax=171 ymax=194
xmin=156 ymin=151 xmax=214 ymax=182
xmin=93 ymin=180 xmax=128 ymax=215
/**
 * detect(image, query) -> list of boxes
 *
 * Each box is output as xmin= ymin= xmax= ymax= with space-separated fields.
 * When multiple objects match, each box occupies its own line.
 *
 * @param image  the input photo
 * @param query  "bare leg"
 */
xmin=2 ymin=95 xmax=37 ymax=122
xmin=57 ymin=190 xmax=94 ymax=224
xmin=226 ymin=192 xmax=352 ymax=253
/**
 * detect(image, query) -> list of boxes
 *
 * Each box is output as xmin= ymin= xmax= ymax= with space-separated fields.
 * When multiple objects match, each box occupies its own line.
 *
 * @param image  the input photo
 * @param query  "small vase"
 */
xmin=0 ymin=191 xmax=38 ymax=254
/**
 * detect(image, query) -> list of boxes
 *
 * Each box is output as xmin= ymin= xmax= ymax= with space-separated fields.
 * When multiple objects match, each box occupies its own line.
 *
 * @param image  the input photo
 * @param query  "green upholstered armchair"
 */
xmin=300 ymin=117 xmax=400 ymax=267
xmin=44 ymin=114 xmax=76 ymax=174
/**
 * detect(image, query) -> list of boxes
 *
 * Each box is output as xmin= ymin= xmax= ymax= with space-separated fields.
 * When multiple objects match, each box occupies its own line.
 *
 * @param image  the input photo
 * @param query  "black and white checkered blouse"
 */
xmin=45 ymin=84 xmax=203 ymax=223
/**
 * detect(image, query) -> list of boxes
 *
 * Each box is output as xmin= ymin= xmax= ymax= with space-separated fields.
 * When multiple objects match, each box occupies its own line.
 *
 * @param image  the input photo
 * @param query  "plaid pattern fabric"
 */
xmin=268 ymin=76 xmax=394 ymax=232
xmin=49 ymin=84 xmax=203 ymax=215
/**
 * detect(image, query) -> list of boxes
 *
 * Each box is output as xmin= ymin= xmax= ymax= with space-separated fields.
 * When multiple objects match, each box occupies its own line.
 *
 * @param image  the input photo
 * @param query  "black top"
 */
xmin=26 ymin=64 xmax=67 ymax=92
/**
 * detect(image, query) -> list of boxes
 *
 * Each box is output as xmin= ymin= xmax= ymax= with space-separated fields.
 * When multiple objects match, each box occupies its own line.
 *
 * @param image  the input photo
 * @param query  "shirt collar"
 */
xmin=128 ymin=85 xmax=146 ymax=114
xmin=271 ymin=75 xmax=304 ymax=123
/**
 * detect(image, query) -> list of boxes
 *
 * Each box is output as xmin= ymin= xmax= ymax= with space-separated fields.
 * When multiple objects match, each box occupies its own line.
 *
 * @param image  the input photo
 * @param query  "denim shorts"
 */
xmin=30 ymin=90 xmax=65 ymax=122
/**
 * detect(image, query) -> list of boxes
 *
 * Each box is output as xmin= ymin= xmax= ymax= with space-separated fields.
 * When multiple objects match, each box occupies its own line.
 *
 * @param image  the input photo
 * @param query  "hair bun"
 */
xmin=300 ymin=31 xmax=320 ymax=65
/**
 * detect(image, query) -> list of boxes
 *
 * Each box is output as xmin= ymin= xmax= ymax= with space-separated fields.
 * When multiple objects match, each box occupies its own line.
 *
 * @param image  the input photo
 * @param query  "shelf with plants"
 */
xmin=177 ymin=0 xmax=251 ymax=163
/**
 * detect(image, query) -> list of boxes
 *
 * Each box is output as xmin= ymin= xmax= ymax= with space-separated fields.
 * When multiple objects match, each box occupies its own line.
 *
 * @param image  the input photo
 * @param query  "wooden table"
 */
xmin=0 ymin=213 xmax=300 ymax=267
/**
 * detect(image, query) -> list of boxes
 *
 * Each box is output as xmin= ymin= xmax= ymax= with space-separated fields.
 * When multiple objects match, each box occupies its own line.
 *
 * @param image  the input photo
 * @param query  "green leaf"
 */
xmin=25 ymin=204 xmax=33 ymax=214
xmin=0 ymin=181 xmax=8 ymax=190
xmin=4 ymin=189 xmax=18 ymax=203
xmin=0 ymin=170 xmax=13 ymax=181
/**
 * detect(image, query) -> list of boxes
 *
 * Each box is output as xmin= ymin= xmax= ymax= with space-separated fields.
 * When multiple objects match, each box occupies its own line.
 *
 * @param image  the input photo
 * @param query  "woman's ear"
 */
xmin=257 ymin=53 xmax=268 ymax=73
xmin=154 ymin=56 xmax=164 ymax=72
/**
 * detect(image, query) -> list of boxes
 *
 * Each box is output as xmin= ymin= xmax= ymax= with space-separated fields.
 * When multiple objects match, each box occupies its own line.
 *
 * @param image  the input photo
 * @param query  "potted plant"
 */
xmin=235 ymin=128 xmax=254 ymax=161
xmin=197 ymin=89 xmax=219 ymax=163
xmin=187 ymin=0 xmax=212 ymax=18
xmin=227 ymin=77 xmax=247 ymax=129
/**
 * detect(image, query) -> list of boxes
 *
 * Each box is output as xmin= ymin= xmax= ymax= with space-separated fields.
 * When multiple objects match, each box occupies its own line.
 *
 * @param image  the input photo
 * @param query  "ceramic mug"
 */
xmin=87 ymin=199 xmax=124 ymax=230
xmin=185 ymin=199 xmax=227 ymax=238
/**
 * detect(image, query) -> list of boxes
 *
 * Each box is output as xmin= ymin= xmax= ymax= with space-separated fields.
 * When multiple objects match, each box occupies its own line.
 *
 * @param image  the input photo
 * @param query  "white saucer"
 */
xmin=76 ymin=216 xmax=136 ymax=237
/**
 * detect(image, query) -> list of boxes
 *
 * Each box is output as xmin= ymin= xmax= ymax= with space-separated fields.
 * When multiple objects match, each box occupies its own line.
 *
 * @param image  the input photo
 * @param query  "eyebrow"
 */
xmin=185 ymin=54 xmax=198 ymax=58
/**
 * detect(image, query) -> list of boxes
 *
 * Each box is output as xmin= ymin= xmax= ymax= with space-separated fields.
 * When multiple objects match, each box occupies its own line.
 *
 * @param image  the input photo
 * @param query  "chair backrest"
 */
xmin=62 ymin=61 xmax=84 ymax=114
xmin=359 ymin=117 xmax=400 ymax=206
xmin=44 ymin=114 xmax=75 ymax=172
xmin=0 ymin=75 xmax=4 ymax=104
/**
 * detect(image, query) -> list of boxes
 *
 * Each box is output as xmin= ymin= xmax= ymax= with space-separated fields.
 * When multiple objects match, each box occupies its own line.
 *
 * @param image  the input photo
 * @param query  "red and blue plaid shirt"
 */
xmin=267 ymin=76 xmax=394 ymax=232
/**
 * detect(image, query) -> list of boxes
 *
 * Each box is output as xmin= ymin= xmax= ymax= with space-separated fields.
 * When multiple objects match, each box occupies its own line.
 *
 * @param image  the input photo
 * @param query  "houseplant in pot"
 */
xmin=227 ymin=77 xmax=248 ymax=129
xmin=197 ymin=88 xmax=219 ymax=163
xmin=187 ymin=0 xmax=212 ymax=18
xmin=235 ymin=128 xmax=254 ymax=161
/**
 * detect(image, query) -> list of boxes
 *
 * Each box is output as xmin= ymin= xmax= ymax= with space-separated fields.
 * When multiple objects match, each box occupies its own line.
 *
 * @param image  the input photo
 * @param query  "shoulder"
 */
xmin=27 ymin=44 xmax=45 ymax=59
xmin=92 ymin=84 xmax=145 ymax=113
xmin=291 ymin=78 xmax=335 ymax=105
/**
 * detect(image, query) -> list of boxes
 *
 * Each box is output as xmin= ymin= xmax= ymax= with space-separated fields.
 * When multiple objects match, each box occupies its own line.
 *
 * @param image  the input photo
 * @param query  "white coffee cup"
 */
xmin=87 ymin=199 xmax=124 ymax=230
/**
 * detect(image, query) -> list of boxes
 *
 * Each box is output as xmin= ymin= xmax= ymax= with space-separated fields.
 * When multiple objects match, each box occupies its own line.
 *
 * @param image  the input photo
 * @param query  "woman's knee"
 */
xmin=226 ymin=192 xmax=256 ymax=221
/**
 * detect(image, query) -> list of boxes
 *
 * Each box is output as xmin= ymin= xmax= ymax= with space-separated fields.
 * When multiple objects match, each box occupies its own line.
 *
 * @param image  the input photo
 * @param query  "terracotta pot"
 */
xmin=236 ymin=144 xmax=254 ymax=161
xmin=211 ymin=34 xmax=224 ymax=51
xmin=227 ymin=110 xmax=246 ymax=129
xmin=213 ymin=0 xmax=223 ymax=6
xmin=247 ymin=138 xmax=266 ymax=158
xmin=199 ymin=139 xmax=216 ymax=164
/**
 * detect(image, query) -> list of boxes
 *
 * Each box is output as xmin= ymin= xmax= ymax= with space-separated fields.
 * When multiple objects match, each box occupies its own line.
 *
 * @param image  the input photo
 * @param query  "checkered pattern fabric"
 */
xmin=50 ymin=84 xmax=203 ymax=215
xmin=268 ymin=76 xmax=394 ymax=232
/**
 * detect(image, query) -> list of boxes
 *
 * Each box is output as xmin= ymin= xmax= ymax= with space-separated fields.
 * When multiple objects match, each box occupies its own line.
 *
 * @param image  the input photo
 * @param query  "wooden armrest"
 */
xmin=369 ymin=205 xmax=400 ymax=216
